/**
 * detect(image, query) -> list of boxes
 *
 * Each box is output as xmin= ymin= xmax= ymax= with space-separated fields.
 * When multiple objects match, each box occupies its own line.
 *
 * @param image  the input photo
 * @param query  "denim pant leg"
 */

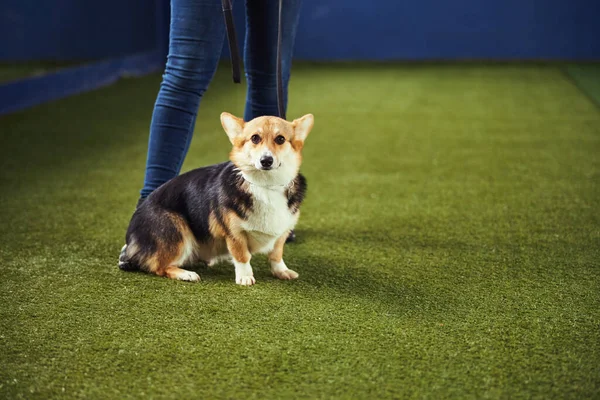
xmin=141 ymin=0 xmax=225 ymax=198
xmin=243 ymin=0 xmax=303 ymax=121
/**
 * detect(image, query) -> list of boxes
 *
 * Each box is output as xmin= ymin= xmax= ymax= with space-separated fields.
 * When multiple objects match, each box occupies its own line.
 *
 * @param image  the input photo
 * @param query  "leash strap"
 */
xmin=221 ymin=0 xmax=241 ymax=84
xmin=221 ymin=0 xmax=285 ymax=119
xmin=276 ymin=0 xmax=285 ymax=120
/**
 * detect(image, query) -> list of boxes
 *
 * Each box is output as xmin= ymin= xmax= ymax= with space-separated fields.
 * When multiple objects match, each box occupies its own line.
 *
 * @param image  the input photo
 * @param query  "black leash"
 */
xmin=275 ymin=0 xmax=285 ymax=120
xmin=221 ymin=0 xmax=241 ymax=84
xmin=221 ymin=0 xmax=286 ymax=120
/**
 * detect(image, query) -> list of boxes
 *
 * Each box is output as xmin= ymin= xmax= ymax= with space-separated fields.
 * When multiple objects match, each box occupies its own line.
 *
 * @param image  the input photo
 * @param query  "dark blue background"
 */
xmin=1 ymin=0 xmax=599 ymax=62
xmin=0 ymin=0 xmax=160 ymax=60
xmin=292 ymin=0 xmax=600 ymax=59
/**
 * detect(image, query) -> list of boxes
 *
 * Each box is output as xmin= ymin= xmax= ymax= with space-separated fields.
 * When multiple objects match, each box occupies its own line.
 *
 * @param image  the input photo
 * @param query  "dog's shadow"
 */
xmin=188 ymin=227 xmax=458 ymax=318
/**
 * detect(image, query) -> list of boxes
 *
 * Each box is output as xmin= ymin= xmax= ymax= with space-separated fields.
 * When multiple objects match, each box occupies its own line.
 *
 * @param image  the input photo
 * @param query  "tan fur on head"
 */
xmin=220 ymin=112 xmax=314 ymax=187
xmin=220 ymin=112 xmax=314 ymax=148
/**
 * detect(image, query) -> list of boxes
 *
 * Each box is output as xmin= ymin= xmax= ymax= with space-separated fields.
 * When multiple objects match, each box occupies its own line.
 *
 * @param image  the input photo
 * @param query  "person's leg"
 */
xmin=244 ymin=0 xmax=303 ymax=242
xmin=140 ymin=0 xmax=226 ymax=199
xmin=243 ymin=0 xmax=303 ymax=121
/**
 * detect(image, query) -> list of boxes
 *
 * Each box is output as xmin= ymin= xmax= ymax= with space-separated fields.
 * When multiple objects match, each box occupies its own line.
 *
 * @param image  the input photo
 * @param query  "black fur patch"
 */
xmin=287 ymin=174 xmax=307 ymax=214
xmin=126 ymin=162 xmax=250 ymax=245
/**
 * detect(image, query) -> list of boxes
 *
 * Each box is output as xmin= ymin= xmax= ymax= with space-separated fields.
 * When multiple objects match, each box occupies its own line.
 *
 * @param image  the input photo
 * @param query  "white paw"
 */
xmin=177 ymin=270 xmax=201 ymax=282
xmin=272 ymin=268 xmax=299 ymax=280
xmin=236 ymin=275 xmax=256 ymax=286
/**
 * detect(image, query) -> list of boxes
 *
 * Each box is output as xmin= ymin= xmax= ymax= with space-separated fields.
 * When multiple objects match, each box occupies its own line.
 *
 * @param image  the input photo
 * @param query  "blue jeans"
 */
xmin=141 ymin=0 xmax=303 ymax=198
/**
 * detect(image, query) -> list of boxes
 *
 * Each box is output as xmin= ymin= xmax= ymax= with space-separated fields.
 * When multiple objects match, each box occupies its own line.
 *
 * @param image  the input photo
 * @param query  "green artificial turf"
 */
xmin=565 ymin=63 xmax=600 ymax=107
xmin=1 ymin=63 xmax=599 ymax=399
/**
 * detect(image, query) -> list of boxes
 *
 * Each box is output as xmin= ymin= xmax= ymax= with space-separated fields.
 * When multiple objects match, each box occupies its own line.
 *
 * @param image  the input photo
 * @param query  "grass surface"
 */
xmin=1 ymin=63 xmax=599 ymax=399
xmin=565 ymin=63 xmax=600 ymax=107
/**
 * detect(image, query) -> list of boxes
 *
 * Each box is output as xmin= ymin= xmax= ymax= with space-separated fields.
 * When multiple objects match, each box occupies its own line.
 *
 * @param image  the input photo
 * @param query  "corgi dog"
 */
xmin=118 ymin=112 xmax=314 ymax=286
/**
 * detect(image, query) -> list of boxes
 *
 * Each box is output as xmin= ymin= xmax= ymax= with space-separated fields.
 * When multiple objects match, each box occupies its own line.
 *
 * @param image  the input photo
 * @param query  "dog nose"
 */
xmin=260 ymin=155 xmax=274 ymax=168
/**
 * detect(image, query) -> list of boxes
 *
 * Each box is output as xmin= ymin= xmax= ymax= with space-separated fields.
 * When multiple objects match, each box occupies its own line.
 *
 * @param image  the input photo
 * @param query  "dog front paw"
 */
xmin=272 ymin=268 xmax=299 ymax=280
xmin=166 ymin=267 xmax=201 ymax=282
xmin=236 ymin=275 xmax=256 ymax=286
xmin=178 ymin=270 xmax=201 ymax=282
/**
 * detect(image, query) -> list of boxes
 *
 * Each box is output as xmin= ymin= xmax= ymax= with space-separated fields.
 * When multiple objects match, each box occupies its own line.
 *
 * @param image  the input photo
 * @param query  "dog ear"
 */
xmin=220 ymin=112 xmax=245 ymax=143
xmin=292 ymin=114 xmax=314 ymax=143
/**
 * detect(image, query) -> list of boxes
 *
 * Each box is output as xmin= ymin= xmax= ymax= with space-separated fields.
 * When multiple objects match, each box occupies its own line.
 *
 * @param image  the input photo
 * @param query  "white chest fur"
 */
xmin=241 ymin=184 xmax=298 ymax=250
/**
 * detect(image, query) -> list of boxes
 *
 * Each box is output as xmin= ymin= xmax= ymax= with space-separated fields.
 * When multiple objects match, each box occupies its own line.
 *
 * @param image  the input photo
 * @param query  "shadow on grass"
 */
xmin=149 ymin=230 xmax=454 ymax=319
xmin=115 ymin=245 xmax=446 ymax=318
xmin=285 ymin=226 xmax=463 ymax=314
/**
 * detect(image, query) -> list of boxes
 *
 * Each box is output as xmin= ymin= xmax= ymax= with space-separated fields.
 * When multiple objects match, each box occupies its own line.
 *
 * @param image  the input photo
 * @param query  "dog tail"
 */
xmin=118 ymin=244 xmax=139 ymax=272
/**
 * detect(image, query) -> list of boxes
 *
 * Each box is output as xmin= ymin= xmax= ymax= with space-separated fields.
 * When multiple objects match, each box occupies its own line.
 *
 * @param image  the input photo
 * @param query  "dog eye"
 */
xmin=251 ymin=134 xmax=261 ymax=144
xmin=274 ymin=135 xmax=286 ymax=145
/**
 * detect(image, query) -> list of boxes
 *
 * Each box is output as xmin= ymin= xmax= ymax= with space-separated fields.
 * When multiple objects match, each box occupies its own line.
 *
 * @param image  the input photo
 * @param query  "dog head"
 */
xmin=220 ymin=113 xmax=314 ymax=186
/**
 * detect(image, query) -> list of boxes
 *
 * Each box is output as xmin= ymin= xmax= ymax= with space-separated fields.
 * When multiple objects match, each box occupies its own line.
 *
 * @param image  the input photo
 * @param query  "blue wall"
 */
xmin=294 ymin=0 xmax=600 ymax=60
xmin=1 ymin=0 xmax=598 ymax=62
xmin=2 ymin=0 xmax=597 ymax=115
xmin=223 ymin=0 xmax=600 ymax=60
xmin=291 ymin=0 xmax=600 ymax=60
xmin=0 ymin=0 xmax=167 ymax=115
xmin=0 ymin=0 xmax=159 ymax=60
xmin=188 ymin=0 xmax=600 ymax=61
